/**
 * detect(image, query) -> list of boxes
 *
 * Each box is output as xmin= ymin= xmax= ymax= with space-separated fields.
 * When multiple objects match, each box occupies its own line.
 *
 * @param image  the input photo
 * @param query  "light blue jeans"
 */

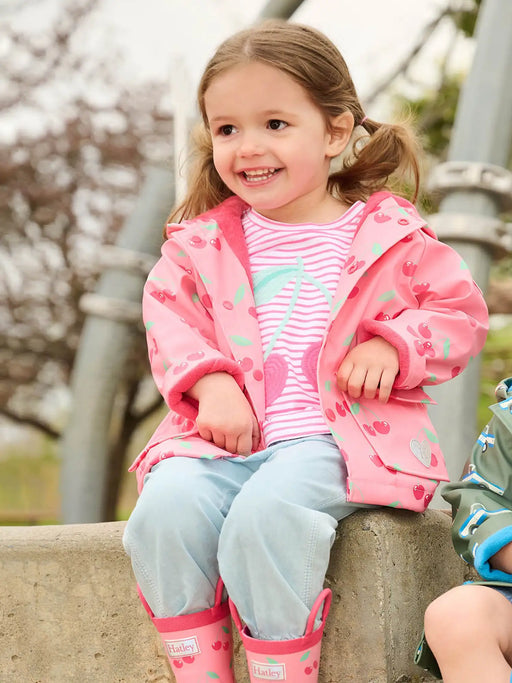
xmin=123 ymin=434 xmax=373 ymax=640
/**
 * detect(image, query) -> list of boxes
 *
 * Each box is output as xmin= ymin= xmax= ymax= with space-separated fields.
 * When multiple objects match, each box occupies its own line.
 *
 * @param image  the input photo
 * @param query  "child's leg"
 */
xmin=123 ymin=455 xmax=251 ymax=617
xmin=123 ymin=455 xmax=254 ymax=681
xmin=424 ymin=584 xmax=512 ymax=683
xmin=217 ymin=434 xmax=368 ymax=640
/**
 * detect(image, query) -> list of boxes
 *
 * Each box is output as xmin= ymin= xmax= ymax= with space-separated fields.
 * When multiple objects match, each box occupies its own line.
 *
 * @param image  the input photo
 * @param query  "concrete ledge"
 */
xmin=0 ymin=510 xmax=464 ymax=682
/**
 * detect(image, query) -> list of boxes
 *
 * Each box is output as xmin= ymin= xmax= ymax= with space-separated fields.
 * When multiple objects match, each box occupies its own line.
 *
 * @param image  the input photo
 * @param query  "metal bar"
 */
xmin=258 ymin=0 xmax=304 ymax=19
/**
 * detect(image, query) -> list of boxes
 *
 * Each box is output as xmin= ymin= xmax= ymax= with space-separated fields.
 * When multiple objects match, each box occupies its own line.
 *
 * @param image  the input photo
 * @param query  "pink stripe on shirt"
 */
xmin=242 ymin=202 xmax=364 ymax=446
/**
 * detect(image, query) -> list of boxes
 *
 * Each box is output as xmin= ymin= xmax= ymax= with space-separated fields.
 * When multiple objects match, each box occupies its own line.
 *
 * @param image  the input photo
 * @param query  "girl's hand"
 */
xmin=336 ymin=336 xmax=399 ymax=403
xmin=186 ymin=372 xmax=260 ymax=455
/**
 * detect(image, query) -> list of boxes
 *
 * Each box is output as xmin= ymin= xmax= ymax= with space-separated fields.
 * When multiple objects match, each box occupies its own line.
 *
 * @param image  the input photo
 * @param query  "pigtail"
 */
xmin=329 ymin=117 xmax=421 ymax=205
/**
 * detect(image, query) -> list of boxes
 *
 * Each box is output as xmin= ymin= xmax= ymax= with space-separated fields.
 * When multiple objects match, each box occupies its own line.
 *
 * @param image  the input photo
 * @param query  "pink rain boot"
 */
xmin=230 ymin=588 xmax=331 ymax=682
xmin=138 ymin=579 xmax=235 ymax=682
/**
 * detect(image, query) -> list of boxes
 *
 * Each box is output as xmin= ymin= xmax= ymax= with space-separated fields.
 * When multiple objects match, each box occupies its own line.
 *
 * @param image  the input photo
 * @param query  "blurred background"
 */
xmin=1 ymin=0 xmax=511 ymax=525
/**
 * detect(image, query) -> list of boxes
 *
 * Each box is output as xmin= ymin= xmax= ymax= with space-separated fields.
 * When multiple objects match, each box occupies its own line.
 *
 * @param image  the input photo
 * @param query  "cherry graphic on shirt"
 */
xmin=212 ymin=641 xmax=222 ymax=651
xmin=264 ymin=353 xmax=288 ymax=405
xmin=182 ymin=656 xmax=195 ymax=664
xmin=210 ymin=237 xmax=221 ymax=250
xmin=363 ymin=423 xmax=376 ymax=436
xmin=173 ymin=660 xmax=183 ymax=669
xmin=301 ymin=341 xmax=322 ymax=390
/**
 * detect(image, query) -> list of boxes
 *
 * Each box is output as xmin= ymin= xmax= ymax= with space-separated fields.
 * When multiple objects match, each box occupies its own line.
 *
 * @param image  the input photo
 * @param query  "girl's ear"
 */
xmin=326 ymin=111 xmax=354 ymax=158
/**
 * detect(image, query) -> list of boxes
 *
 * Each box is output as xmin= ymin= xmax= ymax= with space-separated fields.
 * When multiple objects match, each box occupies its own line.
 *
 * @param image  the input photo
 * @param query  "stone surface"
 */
xmin=0 ymin=510 xmax=463 ymax=682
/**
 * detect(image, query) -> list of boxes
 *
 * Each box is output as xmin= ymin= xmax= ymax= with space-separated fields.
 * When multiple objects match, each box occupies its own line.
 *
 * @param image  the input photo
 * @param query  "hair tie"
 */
xmin=360 ymin=115 xmax=368 ymax=125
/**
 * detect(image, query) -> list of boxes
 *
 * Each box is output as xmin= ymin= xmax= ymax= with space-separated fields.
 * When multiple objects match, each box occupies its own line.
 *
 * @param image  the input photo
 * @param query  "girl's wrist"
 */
xmin=186 ymin=372 xmax=238 ymax=401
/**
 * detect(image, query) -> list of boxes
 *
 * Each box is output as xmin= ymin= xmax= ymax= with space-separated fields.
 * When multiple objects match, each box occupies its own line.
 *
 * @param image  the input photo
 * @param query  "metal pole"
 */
xmin=258 ymin=0 xmax=305 ymax=19
xmin=60 ymin=166 xmax=172 ymax=523
xmin=426 ymin=0 xmax=512 ymax=502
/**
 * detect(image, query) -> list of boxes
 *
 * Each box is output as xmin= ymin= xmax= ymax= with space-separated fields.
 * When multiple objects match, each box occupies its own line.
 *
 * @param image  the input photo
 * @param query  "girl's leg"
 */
xmin=217 ymin=434 xmax=368 ymax=640
xmin=424 ymin=584 xmax=512 ymax=683
xmin=123 ymin=455 xmax=252 ymax=617
xmin=123 ymin=455 xmax=254 ymax=681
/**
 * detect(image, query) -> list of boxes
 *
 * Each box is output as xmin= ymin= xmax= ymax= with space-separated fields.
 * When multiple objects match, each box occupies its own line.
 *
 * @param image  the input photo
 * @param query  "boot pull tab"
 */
xmin=214 ymin=577 xmax=226 ymax=607
xmin=305 ymin=588 xmax=332 ymax=636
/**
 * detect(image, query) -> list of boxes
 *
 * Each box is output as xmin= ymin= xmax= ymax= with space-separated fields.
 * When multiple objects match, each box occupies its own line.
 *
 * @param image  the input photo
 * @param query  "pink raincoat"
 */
xmin=129 ymin=191 xmax=488 ymax=512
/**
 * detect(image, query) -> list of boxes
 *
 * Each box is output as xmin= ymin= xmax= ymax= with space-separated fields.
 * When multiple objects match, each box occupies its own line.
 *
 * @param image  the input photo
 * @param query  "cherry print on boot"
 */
xmin=137 ymin=579 xmax=234 ymax=682
xmin=230 ymin=588 xmax=331 ymax=682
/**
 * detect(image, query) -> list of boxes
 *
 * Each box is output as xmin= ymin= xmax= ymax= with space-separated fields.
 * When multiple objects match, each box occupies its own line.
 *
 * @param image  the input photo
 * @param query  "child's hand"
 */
xmin=336 ymin=336 xmax=399 ymax=403
xmin=187 ymin=372 xmax=260 ymax=455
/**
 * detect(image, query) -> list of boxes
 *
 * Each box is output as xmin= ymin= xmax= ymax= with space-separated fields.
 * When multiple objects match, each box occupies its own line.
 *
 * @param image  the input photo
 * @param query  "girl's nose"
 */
xmin=236 ymin=132 xmax=264 ymax=157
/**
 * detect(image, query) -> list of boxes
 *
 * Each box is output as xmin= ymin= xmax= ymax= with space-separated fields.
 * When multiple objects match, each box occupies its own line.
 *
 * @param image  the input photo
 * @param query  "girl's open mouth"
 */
xmin=241 ymin=168 xmax=281 ymax=183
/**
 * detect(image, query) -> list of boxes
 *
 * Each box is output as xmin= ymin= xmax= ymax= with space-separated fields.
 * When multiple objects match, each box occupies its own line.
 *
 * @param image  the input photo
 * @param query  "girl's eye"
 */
xmin=268 ymin=119 xmax=287 ymax=131
xmin=218 ymin=124 xmax=237 ymax=136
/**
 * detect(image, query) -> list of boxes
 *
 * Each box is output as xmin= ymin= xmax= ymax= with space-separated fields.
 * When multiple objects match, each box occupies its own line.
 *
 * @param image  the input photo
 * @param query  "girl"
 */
xmin=123 ymin=20 xmax=488 ymax=683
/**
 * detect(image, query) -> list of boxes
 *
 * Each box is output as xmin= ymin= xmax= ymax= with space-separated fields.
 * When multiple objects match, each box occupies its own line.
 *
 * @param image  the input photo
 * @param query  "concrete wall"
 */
xmin=0 ymin=510 xmax=465 ymax=682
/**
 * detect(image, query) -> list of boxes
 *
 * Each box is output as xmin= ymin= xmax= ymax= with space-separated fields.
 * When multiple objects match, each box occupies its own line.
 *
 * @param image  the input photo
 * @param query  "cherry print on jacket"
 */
xmin=130 ymin=191 xmax=489 ymax=514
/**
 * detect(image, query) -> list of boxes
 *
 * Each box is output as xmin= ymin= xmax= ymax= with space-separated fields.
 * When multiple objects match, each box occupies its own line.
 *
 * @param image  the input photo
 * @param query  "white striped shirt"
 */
xmin=242 ymin=202 xmax=364 ymax=445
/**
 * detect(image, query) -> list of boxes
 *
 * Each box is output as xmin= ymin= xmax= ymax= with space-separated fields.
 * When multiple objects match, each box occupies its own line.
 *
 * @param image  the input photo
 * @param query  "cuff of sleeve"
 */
xmin=474 ymin=528 xmax=512 ymax=582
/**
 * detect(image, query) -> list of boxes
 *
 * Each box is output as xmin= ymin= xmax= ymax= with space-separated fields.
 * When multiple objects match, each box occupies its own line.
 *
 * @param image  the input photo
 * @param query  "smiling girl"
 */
xmin=122 ymin=20 xmax=488 ymax=682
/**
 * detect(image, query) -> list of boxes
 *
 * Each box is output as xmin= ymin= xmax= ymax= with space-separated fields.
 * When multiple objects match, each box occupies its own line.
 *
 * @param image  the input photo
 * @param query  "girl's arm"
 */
xmin=186 ymin=372 xmax=260 ymax=455
xmin=143 ymin=240 xmax=244 ymax=420
xmin=357 ymin=231 xmax=488 ymax=392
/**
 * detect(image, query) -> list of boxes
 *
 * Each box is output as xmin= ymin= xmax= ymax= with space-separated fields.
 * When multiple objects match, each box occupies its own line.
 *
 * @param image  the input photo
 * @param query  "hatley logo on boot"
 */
xmin=164 ymin=636 xmax=201 ymax=658
xmin=250 ymin=659 xmax=286 ymax=680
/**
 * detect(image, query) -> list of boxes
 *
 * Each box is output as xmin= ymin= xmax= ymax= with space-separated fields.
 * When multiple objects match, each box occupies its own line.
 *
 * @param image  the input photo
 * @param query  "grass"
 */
xmin=1 ymin=322 xmax=511 ymax=525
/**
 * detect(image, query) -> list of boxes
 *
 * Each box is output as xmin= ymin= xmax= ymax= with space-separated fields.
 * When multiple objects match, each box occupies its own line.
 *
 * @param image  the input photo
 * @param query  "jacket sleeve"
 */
xmin=442 ymin=379 xmax=512 ymax=582
xmin=143 ymin=237 xmax=244 ymax=418
xmin=360 ymin=230 xmax=488 ymax=390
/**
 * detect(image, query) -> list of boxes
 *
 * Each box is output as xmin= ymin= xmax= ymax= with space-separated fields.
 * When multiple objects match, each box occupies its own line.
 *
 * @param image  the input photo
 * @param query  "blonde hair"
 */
xmin=168 ymin=20 xmax=420 ymax=224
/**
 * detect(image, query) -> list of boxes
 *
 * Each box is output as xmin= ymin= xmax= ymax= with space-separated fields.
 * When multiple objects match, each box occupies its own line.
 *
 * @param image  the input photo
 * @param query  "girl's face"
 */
xmin=204 ymin=61 xmax=352 ymax=224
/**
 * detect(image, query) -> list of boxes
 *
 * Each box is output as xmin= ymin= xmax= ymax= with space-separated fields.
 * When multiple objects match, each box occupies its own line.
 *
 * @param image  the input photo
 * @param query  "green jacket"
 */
xmin=415 ymin=378 xmax=512 ymax=680
xmin=443 ymin=377 xmax=512 ymax=583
